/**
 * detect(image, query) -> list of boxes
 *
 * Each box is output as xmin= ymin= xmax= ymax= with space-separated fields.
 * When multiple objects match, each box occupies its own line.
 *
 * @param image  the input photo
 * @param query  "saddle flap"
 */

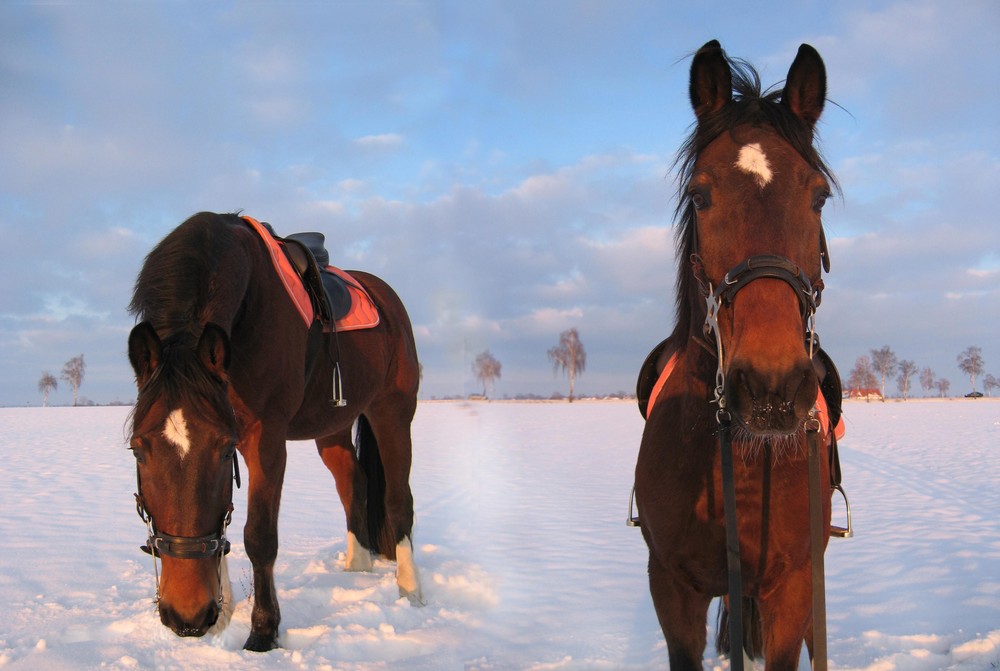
xmin=636 ymin=339 xmax=668 ymax=418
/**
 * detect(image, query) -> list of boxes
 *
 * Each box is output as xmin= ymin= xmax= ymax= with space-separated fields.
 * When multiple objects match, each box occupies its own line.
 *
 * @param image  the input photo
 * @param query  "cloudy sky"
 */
xmin=2 ymin=1 xmax=997 ymax=406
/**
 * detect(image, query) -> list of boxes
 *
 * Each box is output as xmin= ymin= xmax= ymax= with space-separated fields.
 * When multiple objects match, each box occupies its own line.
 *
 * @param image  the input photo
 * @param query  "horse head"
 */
xmin=684 ymin=41 xmax=832 ymax=436
xmin=128 ymin=321 xmax=239 ymax=637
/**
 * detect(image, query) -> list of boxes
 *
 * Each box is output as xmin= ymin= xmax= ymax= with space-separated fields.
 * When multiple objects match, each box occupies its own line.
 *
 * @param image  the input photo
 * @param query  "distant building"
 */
xmin=847 ymin=388 xmax=883 ymax=401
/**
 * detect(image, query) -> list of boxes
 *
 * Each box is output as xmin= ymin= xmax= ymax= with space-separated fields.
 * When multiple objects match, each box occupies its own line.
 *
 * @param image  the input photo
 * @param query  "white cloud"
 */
xmin=353 ymin=133 xmax=405 ymax=149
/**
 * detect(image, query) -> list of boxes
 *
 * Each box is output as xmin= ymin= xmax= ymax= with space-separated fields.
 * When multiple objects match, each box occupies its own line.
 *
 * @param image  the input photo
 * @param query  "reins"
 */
xmin=699 ymin=252 xmax=828 ymax=671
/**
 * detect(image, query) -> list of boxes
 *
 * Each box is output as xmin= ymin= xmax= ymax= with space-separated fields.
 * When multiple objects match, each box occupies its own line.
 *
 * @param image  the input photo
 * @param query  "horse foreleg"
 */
xmin=647 ymin=554 xmax=712 ymax=671
xmin=316 ymin=433 xmax=373 ymax=571
xmin=758 ymin=565 xmax=812 ymax=671
xmin=241 ymin=432 xmax=288 ymax=652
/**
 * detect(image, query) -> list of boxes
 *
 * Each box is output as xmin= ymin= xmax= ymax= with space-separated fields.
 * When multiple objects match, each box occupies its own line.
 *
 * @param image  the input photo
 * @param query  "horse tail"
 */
xmin=355 ymin=414 xmax=397 ymax=559
xmin=715 ymin=596 xmax=763 ymax=660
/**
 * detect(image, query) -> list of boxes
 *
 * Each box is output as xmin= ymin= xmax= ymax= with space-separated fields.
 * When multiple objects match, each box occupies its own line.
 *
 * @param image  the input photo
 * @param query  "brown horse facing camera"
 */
xmin=634 ymin=41 xmax=843 ymax=670
xmin=127 ymin=212 xmax=421 ymax=651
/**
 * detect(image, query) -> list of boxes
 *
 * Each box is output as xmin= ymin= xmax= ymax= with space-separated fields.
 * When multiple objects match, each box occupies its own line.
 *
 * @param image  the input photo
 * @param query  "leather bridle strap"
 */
xmin=143 ymin=526 xmax=232 ymax=559
xmin=807 ymin=419 xmax=829 ymax=671
xmin=134 ymin=456 xmax=240 ymax=560
xmin=718 ymin=411 xmax=745 ymax=671
xmin=714 ymin=253 xmax=821 ymax=314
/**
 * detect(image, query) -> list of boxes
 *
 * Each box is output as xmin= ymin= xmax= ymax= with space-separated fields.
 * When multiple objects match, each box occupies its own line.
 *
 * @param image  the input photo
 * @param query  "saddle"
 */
xmin=241 ymin=216 xmax=379 ymax=333
xmin=282 ymin=232 xmax=352 ymax=323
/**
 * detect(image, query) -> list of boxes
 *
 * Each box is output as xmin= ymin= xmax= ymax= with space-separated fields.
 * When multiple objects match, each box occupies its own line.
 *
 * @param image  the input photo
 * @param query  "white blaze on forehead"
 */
xmin=735 ymin=142 xmax=773 ymax=188
xmin=162 ymin=408 xmax=191 ymax=458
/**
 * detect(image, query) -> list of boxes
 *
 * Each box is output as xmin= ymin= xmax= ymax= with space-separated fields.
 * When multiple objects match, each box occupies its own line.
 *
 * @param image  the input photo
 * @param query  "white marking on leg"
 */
xmin=395 ymin=537 xmax=424 ymax=606
xmin=215 ymin=555 xmax=234 ymax=629
xmin=162 ymin=408 xmax=191 ymax=458
xmin=345 ymin=531 xmax=373 ymax=571
xmin=735 ymin=142 xmax=772 ymax=188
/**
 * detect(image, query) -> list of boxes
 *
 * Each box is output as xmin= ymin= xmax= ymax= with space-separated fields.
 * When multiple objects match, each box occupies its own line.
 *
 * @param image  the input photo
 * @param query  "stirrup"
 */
xmin=626 ymin=486 xmax=641 ymax=527
xmin=330 ymin=361 xmax=347 ymax=407
xmin=830 ymin=483 xmax=853 ymax=538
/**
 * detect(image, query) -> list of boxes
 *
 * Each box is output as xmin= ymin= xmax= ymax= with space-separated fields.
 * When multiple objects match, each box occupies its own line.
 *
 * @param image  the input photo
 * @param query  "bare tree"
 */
xmin=919 ymin=367 xmax=936 ymax=397
xmin=61 ymin=354 xmax=86 ymax=407
xmin=38 ymin=372 xmax=58 ymax=407
xmin=870 ymin=345 xmax=898 ymax=402
xmin=984 ymin=373 xmax=998 ymax=398
xmin=956 ymin=346 xmax=985 ymax=395
xmin=846 ymin=355 xmax=878 ymax=400
xmin=548 ymin=328 xmax=586 ymax=403
xmin=472 ymin=350 xmax=502 ymax=399
xmin=896 ymin=359 xmax=917 ymax=401
xmin=935 ymin=377 xmax=951 ymax=398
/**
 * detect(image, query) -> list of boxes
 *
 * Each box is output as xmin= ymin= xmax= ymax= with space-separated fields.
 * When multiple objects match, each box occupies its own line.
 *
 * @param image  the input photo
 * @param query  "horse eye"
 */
xmin=130 ymin=444 xmax=147 ymax=465
xmin=690 ymin=191 xmax=709 ymax=211
xmin=812 ymin=192 xmax=830 ymax=213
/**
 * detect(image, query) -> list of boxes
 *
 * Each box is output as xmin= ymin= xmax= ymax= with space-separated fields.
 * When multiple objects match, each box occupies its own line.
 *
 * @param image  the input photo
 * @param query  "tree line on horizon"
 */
xmin=845 ymin=345 xmax=995 ymax=401
xmin=36 ymin=340 xmax=995 ymax=407
xmin=37 ymin=354 xmax=86 ymax=407
xmin=473 ymin=327 xmax=588 ymax=402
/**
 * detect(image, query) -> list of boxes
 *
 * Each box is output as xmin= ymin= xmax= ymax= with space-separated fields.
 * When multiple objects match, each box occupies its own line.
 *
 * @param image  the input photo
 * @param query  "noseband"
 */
xmin=698 ymin=253 xmax=822 ymax=315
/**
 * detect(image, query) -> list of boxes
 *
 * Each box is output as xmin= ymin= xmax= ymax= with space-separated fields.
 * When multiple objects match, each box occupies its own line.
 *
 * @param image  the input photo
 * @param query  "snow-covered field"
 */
xmin=1 ymin=399 xmax=998 ymax=670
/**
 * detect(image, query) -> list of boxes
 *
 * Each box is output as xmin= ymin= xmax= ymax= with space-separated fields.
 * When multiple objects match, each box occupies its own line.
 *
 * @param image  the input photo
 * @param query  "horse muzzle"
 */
xmin=159 ymin=598 xmax=220 ymax=637
xmin=726 ymin=359 xmax=817 ymax=436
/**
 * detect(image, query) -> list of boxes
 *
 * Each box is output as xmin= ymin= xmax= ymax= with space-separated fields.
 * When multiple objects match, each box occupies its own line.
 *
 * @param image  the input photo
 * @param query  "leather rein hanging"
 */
xmin=695 ymin=251 xmax=829 ymax=671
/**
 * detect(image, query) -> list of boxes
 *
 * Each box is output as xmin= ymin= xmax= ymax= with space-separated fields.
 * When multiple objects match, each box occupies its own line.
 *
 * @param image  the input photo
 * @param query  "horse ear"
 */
xmin=198 ymin=323 xmax=231 ymax=379
xmin=689 ymin=39 xmax=732 ymax=121
xmin=782 ymin=44 xmax=826 ymax=129
xmin=128 ymin=322 xmax=162 ymax=385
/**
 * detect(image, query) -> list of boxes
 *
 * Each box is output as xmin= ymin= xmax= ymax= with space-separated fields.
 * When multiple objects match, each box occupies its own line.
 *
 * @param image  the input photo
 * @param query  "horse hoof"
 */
xmin=243 ymin=632 xmax=278 ymax=652
xmin=400 ymin=586 xmax=426 ymax=607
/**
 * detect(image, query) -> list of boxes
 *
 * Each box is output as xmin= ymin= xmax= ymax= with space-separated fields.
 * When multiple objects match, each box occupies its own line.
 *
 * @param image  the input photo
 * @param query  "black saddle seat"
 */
xmin=282 ymin=231 xmax=352 ymax=323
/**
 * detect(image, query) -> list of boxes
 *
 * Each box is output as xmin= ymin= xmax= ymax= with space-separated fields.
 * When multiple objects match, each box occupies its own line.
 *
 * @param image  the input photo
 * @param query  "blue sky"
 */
xmin=1 ymin=1 xmax=997 ymax=405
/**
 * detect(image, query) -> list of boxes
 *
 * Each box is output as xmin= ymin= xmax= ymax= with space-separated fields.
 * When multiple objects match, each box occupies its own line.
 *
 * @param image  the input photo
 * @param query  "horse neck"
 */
xmin=198 ymin=225 xmax=259 ymax=337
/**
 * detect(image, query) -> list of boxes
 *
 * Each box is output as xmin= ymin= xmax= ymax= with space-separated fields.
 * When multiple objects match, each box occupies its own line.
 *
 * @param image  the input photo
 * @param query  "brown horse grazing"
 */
xmin=127 ymin=211 xmax=421 ymax=651
xmin=634 ymin=41 xmax=841 ymax=669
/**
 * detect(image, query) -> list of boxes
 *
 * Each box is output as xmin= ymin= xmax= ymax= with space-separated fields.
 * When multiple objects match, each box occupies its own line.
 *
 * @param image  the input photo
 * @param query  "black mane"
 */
xmin=128 ymin=211 xmax=249 ymax=336
xmin=129 ymin=332 xmax=232 ymax=434
xmin=128 ymin=211 xmax=244 ymax=429
xmin=667 ymin=53 xmax=838 ymax=347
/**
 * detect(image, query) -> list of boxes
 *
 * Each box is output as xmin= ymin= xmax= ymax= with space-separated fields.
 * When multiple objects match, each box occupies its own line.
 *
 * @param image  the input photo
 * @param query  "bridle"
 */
xmin=690 ymin=240 xmax=832 ymax=671
xmin=133 ymin=454 xmax=241 ymax=604
xmin=692 ymin=251 xmax=825 ymax=415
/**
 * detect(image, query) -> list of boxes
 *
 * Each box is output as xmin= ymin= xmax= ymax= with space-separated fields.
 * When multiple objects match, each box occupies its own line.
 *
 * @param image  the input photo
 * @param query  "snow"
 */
xmin=0 ymin=399 xmax=998 ymax=670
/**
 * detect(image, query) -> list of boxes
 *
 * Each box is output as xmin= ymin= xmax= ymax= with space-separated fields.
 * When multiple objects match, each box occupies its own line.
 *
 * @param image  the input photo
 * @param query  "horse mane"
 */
xmin=667 ymin=52 xmax=839 ymax=348
xmin=127 ymin=211 xmax=245 ymax=337
xmin=129 ymin=333 xmax=233 ymax=434
xmin=128 ymin=211 xmax=244 ymax=429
